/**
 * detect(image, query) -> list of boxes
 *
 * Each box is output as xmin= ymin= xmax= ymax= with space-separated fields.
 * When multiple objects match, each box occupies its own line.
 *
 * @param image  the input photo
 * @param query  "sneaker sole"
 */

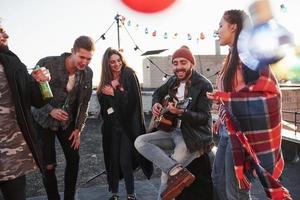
xmin=161 ymin=175 xmax=195 ymax=200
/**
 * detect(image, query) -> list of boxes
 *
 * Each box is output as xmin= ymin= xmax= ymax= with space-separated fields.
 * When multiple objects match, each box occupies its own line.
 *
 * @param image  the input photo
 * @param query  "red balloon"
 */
xmin=122 ymin=0 xmax=176 ymax=13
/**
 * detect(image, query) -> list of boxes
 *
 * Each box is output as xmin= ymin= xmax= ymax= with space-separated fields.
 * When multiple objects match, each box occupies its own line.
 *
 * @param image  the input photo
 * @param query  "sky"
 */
xmin=1 ymin=0 xmax=299 ymax=86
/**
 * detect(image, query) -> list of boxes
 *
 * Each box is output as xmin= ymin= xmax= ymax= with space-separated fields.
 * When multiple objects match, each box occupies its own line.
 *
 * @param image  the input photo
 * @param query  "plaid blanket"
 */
xmin=215 ymin=67 xmax=291 ymax=199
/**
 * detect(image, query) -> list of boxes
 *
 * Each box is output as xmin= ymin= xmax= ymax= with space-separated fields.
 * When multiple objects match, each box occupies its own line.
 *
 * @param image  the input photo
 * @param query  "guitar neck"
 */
xmin=159 ymin=97 xmax=191 ymax=116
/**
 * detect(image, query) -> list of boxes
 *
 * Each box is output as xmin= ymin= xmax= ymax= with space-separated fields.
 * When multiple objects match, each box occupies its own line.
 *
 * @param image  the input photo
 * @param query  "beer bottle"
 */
xmin=33 ymin=65 xmax=53 ymax=100
xmin=61 ymin=94 xmax=70 ymax=111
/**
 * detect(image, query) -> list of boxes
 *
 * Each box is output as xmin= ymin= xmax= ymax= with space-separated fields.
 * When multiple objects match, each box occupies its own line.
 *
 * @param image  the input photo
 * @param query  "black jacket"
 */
xmin=152 ymin=70 xmax=213 ymax=152
xmin=0 ymin=49 xmax=47 ymax=174
xmin=33 ymin=53 xmax=93 ymax=131
xmin=98 ymin=67 xmax=153 ymax=185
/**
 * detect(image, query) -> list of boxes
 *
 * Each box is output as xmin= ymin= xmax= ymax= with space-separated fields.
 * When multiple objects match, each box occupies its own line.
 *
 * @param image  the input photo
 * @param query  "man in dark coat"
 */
xmin=135 ymin=45 xmax=213 ymax=200
xmin=0 ymin=22 xmax=50 ymax=200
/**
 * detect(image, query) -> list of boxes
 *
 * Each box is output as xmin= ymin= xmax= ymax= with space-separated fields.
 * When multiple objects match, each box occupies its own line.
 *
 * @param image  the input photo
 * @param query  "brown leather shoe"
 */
xmin=160 ymin=168 xmax=195 ymax=200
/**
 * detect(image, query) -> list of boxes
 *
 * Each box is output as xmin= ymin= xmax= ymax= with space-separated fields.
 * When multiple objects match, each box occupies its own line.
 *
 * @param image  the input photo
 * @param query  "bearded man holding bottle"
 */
xmin=0 ymin=21 xmax=51 ymax=200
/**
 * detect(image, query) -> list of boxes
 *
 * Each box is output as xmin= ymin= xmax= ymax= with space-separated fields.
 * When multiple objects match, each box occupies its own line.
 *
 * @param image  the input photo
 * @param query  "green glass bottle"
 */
xmin=61 ymin=94 xmax=70 ymax=111
xmin=33 ymin=65 xmax=53 ymax=100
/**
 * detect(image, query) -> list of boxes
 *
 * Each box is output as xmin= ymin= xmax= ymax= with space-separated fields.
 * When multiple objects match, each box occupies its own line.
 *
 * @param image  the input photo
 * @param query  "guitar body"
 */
xmin=155 ymin=113 xmax=177 ymax=132
xmin=148 ymin=96 xmax=192 ymax=133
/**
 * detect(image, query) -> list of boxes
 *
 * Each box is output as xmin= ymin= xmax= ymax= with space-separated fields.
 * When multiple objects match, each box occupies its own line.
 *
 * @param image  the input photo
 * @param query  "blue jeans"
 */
xmin=134 ymin=128 xmax=199 ymax=200
xmin=212 ymin=125 xmax=251 ymax=200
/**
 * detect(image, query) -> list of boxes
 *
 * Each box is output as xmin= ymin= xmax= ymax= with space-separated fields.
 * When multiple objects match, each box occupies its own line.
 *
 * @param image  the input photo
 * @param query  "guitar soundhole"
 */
xmin=154 ymin=97 xmax=192 ymax=132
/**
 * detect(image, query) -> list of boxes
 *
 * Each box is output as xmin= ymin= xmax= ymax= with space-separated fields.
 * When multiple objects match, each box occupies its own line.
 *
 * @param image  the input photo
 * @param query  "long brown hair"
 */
xmin=222 ymin=10 xmax=251 ymax=92
xmin=97 ymin=47 xmax=128 ymax=93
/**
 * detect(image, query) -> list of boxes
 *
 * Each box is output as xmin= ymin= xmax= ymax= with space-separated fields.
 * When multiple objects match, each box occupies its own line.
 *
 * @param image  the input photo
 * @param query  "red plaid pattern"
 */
xmin=215 ymin=67 xmax=291 ymax=200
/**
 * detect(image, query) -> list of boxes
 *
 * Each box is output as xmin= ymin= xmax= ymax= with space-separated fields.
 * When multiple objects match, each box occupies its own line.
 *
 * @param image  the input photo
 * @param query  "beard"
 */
xmin=175 ymin=68 xmax=192 ymax=81
xmin=0 ymin=44 xmax=9 ymax=52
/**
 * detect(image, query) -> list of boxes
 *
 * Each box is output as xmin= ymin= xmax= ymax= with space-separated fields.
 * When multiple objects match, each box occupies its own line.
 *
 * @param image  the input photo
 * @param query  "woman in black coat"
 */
xmin=97 ymin=47 xmax=153 ymax=200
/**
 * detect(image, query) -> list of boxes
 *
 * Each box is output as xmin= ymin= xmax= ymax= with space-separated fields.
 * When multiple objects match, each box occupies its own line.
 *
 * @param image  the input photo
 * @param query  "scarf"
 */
xmin=215 ymin=67 xmax=291 ymax=200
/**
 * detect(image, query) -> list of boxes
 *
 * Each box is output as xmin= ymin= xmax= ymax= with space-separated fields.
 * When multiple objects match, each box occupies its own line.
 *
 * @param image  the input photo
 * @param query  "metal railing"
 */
xmin=282 ymin=110 xmax=300 ymax=163
xmin=282 ymin=110 xmax=300 ymax=136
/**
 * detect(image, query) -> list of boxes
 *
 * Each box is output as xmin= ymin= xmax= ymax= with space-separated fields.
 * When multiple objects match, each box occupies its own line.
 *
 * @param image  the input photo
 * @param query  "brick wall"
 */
xmin=281 ymin=87 xmax=300 ymax=131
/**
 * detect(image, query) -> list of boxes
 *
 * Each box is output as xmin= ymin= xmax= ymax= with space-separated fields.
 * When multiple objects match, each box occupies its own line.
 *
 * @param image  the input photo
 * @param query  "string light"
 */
xmin=280 ymin=4 xmax=287 ymax=13
xmin=162 ymin=74 xmax=168 ymax=81
xmin=96 ymin=13 xmax=172 ymax=79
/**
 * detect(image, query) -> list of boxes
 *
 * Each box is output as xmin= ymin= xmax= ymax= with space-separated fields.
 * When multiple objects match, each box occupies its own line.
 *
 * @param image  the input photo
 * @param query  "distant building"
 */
xmin=141 ymin=54 xmax=226 ymax=89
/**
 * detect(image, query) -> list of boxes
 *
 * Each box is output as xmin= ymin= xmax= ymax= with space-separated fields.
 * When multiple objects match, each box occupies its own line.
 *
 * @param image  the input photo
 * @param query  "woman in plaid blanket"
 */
xmin=207 ymin=10 xmax=291 ymax=200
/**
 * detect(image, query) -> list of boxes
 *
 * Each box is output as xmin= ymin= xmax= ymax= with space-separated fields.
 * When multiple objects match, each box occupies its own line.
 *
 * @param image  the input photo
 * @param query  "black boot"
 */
xmin=127 ymin=194 xmax=137 ymax=200
xmin=109 ymin=194 xmax=119 ymax=200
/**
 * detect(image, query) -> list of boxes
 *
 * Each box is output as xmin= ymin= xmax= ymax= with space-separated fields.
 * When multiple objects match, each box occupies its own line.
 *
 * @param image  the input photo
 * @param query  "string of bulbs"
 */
xmin=96 ymin=13 xmax=172 ymax=80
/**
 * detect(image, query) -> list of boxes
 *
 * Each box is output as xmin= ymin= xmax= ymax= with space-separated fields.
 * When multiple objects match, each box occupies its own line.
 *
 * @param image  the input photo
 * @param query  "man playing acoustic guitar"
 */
xmin=135 ymin=46 xmax=213 ymax=200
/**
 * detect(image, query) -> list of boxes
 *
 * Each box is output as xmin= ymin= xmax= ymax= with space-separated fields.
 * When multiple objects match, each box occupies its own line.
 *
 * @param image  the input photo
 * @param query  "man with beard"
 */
xmin=135 ymin=46 xmax=213 ymax=200
xmin=0 ymin=21 xmax=50 ymax=200
xmin=31 ymin=36 xmax=94 ymax=200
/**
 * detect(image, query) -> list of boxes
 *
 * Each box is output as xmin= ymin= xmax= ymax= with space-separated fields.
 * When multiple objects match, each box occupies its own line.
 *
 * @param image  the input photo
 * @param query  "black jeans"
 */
xmin=35 ymin=122 xmax=79 ymax=200
xmin=109 ymin=126 xmax=134 ymax=195
xmin=0 ymin=175 xmax=26 ymax=200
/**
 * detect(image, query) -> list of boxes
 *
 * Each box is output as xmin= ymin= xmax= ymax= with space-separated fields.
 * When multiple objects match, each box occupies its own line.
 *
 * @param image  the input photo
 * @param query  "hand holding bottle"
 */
xmin=50 ymin=108 xmax=69 ymax=121
xmin=32 ymin=65 xmax=53 ymax=100
xmin=31 ymin=66 xmax=51 ymax=82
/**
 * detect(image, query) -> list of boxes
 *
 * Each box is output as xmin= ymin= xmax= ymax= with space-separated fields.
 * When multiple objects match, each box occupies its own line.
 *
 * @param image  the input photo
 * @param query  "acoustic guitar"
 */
xmin=148 ymin=96 xmax=192 ymax=132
